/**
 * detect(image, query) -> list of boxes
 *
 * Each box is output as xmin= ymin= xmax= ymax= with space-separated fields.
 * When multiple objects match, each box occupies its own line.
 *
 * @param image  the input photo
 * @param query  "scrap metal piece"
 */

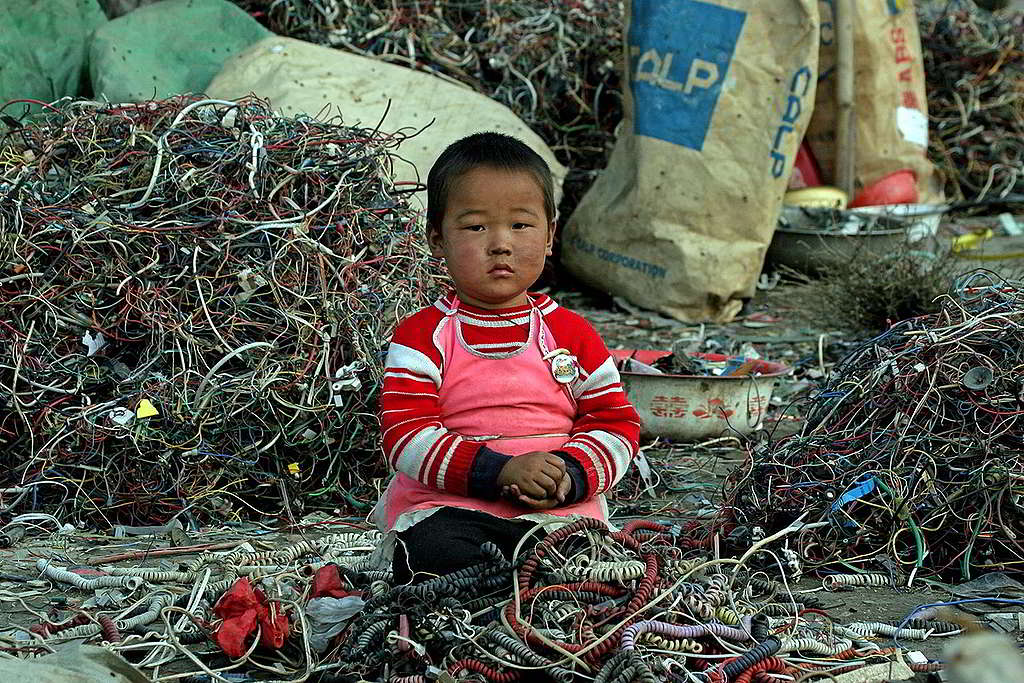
xmin=962 ymin=366 xmax=994 ymax=390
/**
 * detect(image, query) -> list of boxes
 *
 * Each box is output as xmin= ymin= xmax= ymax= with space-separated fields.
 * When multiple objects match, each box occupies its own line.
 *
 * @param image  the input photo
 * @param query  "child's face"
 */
xmin=429 ymin=166 xmax=554 ymax=309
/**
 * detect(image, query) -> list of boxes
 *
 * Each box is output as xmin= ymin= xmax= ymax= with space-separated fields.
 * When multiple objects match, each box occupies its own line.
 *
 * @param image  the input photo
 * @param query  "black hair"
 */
xmin=425 ymin=132 xmax=555 ymax=235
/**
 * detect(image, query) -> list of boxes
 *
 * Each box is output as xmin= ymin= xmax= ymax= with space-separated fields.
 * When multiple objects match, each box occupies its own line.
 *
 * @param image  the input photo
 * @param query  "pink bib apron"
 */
xmin=381 ymin=302 xmax=607 ymax=530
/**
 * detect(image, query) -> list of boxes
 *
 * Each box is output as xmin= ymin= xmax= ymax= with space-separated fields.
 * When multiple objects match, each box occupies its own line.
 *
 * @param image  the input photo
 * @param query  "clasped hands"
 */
xmin=497 ymin=452 xmax=570 ymax=510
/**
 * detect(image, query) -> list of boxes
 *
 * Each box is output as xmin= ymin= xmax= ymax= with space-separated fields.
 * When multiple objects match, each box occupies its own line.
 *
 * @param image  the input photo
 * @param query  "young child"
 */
xmin=376 ymin=132 xmax=641 ymax=583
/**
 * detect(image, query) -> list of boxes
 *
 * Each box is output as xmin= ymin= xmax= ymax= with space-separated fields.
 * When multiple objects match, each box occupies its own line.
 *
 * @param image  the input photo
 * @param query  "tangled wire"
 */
xmin=920 ymin=2 xmax=1024 ymax=203
xmin=4 ymin=520 xmax=958 ymax=681
xmin=231 ymin=0 xmax=625 ymax=218
xmin=0 ymin=95 xmax=445 ymax=525
xmin=725 ymin=270 xmax=1024 ymax=581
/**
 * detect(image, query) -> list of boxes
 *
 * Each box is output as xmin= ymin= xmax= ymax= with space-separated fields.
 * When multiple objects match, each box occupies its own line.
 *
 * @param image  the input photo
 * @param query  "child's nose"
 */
xmin=487 ymin=230 xmax=513 ymax=254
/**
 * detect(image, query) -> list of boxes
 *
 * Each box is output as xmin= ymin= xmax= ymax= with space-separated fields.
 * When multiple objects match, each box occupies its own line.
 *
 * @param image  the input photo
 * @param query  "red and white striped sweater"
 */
xmin=379 ymin=292 xmax=641 ymax=501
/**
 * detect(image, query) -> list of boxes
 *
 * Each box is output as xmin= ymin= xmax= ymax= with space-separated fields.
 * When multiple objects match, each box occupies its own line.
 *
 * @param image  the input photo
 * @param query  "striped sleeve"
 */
xmin=547 ymin=309 xmax=641 ymax=496
xmin=378 ymin=308 xmax=487 ymax=496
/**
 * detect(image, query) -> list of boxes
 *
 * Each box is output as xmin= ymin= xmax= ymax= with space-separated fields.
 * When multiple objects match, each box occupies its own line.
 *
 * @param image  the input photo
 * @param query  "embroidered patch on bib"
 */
xmin=549 ymin=353 xmax=580 ymax=384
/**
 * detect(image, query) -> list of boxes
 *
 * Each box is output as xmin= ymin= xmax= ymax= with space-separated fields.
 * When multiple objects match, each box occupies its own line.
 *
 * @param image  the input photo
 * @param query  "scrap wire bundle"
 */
xmin=725 ymin=271 xmax=1024 ymax=581
xmin=233 ymin=0 xmax=625 ymax=213
xmin=7 ymin=521 xmax=957 ymax=681
xmin=919 ymin=2 xmax=1024 ymax=203
xmin=612 ymin=441 xmax=740 ymax=519
xmin=0 ymin=96 xmax=443 ymax=524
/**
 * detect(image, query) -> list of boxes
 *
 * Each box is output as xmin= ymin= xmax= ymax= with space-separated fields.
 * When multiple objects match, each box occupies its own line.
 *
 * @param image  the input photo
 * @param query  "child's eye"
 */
xmin=462 ymin=224 xmax=485 ymax=231
xmin=512 ymin=223 xmax=533 ymax=230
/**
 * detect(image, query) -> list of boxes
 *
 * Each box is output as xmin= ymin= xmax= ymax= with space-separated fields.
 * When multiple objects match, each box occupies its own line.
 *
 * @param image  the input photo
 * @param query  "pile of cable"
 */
xmin=724 ymin=270 xmax=1024 ymax=581
xmin=0 ymin=95 xmax=444 ymax=525
xmin=919 ymin=2 xmax=1024 ymax=204
xmin=230 ymin=0 xmax=625 ymax=214
xmin=4 ymin=521 xmax=960 ymax=680
xmin=296 ymin=520 xmax=954 ymax=681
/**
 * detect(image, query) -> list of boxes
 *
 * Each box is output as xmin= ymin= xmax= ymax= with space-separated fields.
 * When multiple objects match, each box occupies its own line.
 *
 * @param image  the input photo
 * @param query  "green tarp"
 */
xmin=0 ymin=0 xmax=106 ymax=110
xmin=89 ymin=0 xmax=270 ymax=102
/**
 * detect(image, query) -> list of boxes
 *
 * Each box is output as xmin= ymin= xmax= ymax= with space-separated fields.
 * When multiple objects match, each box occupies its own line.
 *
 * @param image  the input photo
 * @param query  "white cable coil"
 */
xmin=844 ymin=622 xmax=932 ymax=640
xmin=235 ymin=562 xmax=325 ymax=577
xmin=702 ymin=574 xmax=730 ymax=608
xmin=321 ymin=545 xmax=378 ymax=562
xmin=102 ymin=567 xmax=195 ymax=582
xmin=661 ymin=559 xmax=706 ymax=578
xmin=822 ymin=573 xmax=889 ymax=590
xmin=703 ymin=588 xmax=729 ymax=608
xmin=319 ymin=536 xmax=379 ymax=560
xmin=779 ymin=637 xmax=854 ymax=655
xmin=335 ymin=555 xmax=377 ymax=570
xmin=545 ymin=600 xmax=582 ymax=623
xmin=320 ymin=531 xmax=380 ymax=548
xmin=206 ymin=577 xmax=244 ymax=596
xmin=241 ymin=540 xmax=317 ymax=565
xmin=846 ymin=636 xmax=882 ymax=653
xmin=681 ymin=595 xmax=714 ymax=621
xmin=233 ymin=539 xmax=319 ymax=565
xmin=39 ymin=594 xmax=170 ymax=642
xmin=36 ymin=558 xmax=144 ymax=591
xmin=117 ymin=593 xmax=172 ymax=631
xmin=705 ymin=574 xmax=728 ymax=588
xmin=640 ymin=633 xmax=704 ymax=653
xmin=231 ymin=533 xmax=375 ymax=566
xmin=557 ymin=558 xmax=646 ymax=582
xmin=42 ymin=623 xmax=102 ymax=641
xmin=184 ymin=554 xmax=239 ymax=573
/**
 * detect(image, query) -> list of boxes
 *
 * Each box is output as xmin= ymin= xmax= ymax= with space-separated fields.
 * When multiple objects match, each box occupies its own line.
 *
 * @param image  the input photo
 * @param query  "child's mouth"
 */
xmin=489 ymin=265 xmax=514 ymax=276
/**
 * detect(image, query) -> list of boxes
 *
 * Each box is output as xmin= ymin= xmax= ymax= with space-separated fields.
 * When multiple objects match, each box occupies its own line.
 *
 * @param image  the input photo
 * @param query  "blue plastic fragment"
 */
xmin=830 ymin=476 xmax=876 ymax=513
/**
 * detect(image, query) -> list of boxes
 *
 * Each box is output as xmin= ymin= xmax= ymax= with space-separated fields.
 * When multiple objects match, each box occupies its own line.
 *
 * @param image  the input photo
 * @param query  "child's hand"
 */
xmin=497 ymin=452 xmax=565 ymax=499
xmin=502 ymin=472 xmax=571 ymax=509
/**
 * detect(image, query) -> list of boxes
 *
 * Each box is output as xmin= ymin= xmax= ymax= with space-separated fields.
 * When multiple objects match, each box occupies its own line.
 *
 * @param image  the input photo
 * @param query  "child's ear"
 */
xmin=427 ymin=226 xmax=445 ymax=257
xmin=545 ymin=220 xmax=556 ymax=256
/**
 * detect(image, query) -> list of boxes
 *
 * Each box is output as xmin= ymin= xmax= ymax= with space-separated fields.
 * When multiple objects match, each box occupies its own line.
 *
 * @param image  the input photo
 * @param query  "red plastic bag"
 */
xmin=310 ymin=565 xmax=351 ymax=600
xmin=213 ymin=578 xmax=290 ymax=658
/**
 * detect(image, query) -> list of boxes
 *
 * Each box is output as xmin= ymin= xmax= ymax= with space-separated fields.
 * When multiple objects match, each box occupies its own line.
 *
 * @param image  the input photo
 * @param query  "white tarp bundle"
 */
xmin=207 ymin=37 xmax=566 ymax=204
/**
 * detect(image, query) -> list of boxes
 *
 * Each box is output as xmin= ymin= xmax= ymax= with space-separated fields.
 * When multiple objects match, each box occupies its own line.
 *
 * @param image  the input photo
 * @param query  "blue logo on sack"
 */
xmin=628 ymin=0 xmax=746 ymax=150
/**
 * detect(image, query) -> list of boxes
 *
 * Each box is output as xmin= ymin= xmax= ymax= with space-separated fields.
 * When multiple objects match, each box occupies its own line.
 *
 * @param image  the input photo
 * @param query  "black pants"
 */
xmin=392 ymin=507 xmax=542 ymax=584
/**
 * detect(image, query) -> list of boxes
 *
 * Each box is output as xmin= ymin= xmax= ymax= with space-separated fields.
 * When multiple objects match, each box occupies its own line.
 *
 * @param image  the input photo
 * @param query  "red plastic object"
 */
xmin=213 ymin=578 xmax=290 ymax=658
xmin=849 ymin=169 xmax=918 ymax=207
xmin=310 ymin=564 xmax=350 ymax=599
xmin=788 ymin=140 xmax=823 ymax=189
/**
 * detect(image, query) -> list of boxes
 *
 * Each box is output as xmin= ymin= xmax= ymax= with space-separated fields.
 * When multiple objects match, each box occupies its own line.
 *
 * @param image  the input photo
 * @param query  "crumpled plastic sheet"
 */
xmin=305 ymin=564 xmax=364 ymax=653
xmin=0 ymin=643 xmax=148 ymax=683
xmin=306 ymin=595 xmax=365 ymax=653
xmin=953 ymin=572 xmax=1024 ymax=614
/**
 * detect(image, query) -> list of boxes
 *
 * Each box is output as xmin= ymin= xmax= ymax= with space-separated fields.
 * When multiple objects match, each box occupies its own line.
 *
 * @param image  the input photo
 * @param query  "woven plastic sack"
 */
xmin=206 ymin=37 xmax=566 ymax=200
xmin=89 ymin=0 xmax=269 ymax=102
xmin=562 ymin=0 xmax=819 ymax=323
xmin=805 ymin=0 xmax=940 ymax=201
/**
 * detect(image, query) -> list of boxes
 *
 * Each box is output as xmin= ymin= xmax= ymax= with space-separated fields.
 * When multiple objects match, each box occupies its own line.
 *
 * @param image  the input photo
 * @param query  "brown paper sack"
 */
xmin=806 ymin=0 xmax=941 ymax=202
xmin=561 ymin=0 xmax=819 ymax=323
